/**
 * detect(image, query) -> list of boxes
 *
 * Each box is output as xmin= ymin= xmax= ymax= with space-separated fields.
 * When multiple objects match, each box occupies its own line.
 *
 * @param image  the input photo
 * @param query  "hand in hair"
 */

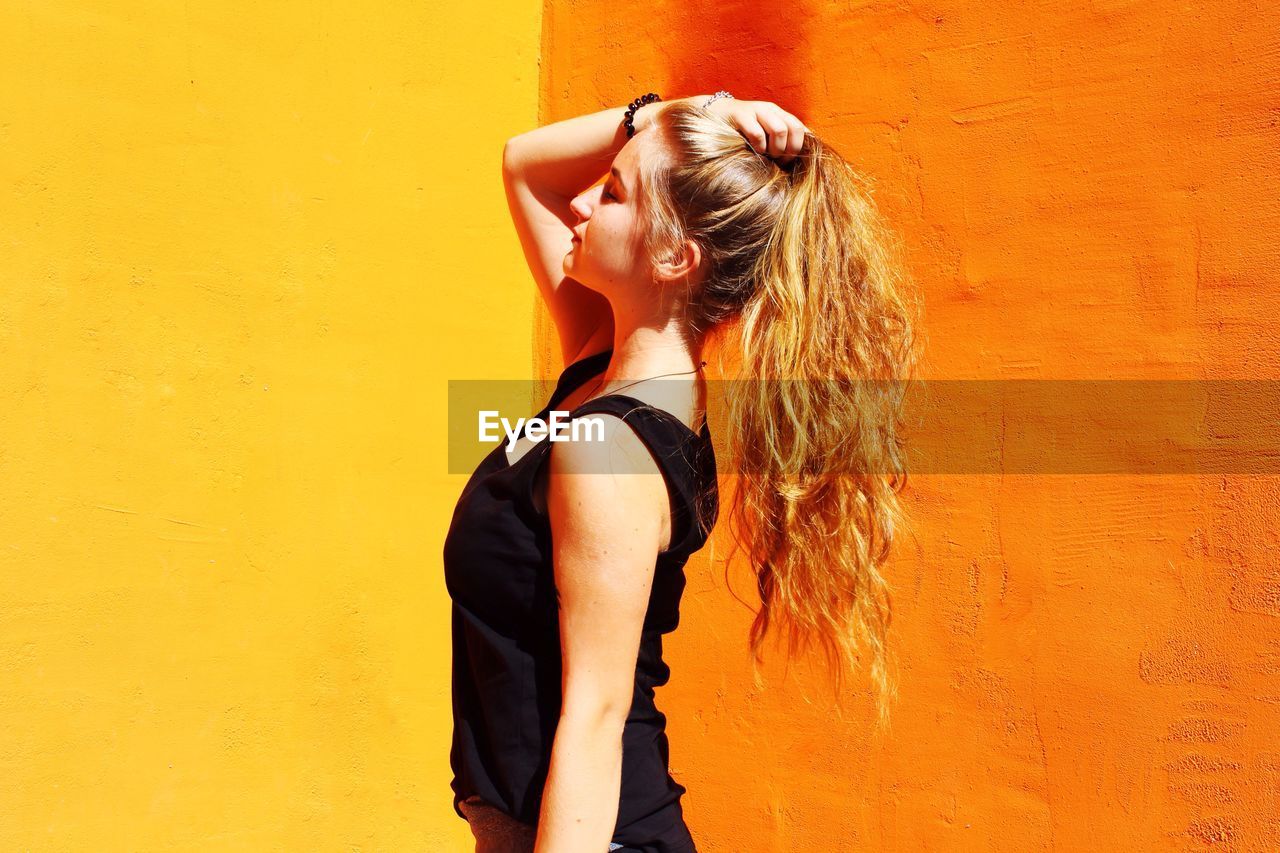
xmin=703 ymin=98 xmax=811 ymax=165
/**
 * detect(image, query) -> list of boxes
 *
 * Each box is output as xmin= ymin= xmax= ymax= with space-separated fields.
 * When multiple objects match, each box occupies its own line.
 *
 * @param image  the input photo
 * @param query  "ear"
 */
xmin=653 ymin=238 xmax=702 ymax=285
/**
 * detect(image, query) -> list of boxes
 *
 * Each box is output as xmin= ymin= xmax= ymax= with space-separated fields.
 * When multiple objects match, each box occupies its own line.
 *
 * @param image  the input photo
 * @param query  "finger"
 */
xmin=768 ymin=115 xmax=800 ymax=164
xmin=776 ymin=107 xmax=812 ymax=144
xmin=737 ymin=117 xmax=769 ymax=155
xmin=786 ymin=118 xmax=807 ymax=158
xmin=765 ymin=106 xmax=807 ymax=162
xmin=759 ymin=114 xmax=791 ymax=159
xmin=762 ymin=112 xmax=793 ymax=162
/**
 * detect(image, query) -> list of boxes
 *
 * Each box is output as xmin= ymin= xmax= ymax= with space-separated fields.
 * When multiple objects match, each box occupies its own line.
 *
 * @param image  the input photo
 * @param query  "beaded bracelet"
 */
xmin=624 ymin=93 xmax=662 ymax=138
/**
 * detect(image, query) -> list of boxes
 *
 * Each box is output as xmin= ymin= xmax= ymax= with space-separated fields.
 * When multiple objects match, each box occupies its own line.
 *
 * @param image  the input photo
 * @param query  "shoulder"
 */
xmin=545 ymin=411 xmax=669 ymax=539
xmin=547 ymin=410 xmax=662 ymax=479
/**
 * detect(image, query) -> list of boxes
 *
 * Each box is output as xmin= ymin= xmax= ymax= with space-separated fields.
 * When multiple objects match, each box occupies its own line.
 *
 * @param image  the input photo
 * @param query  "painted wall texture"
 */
xmin=1 ymin=1 xmax=540 ymax=850
xmin=535 ymin=1 xmax=1280 ymax=851
xmin=3 ymin=1 xmax=1278 ymax=852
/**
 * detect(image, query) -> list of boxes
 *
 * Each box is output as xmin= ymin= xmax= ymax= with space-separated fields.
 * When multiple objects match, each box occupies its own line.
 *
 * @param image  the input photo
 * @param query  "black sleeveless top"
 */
xmin=443 ymin=347 xmax=718 ymax=853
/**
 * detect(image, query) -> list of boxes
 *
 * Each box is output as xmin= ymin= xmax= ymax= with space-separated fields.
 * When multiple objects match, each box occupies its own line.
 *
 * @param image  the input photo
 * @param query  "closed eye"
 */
xmin=602 ymin=188 xmax=617 ymax=201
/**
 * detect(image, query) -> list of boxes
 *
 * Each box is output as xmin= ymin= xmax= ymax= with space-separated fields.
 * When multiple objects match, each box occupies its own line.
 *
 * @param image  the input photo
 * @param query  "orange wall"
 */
xmin=539 ymin=1 xmax=1280 ymax=850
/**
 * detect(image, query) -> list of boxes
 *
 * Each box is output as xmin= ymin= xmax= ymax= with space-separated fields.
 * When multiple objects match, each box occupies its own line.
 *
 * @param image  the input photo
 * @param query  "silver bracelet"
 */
xmin=702 ymin=90 xmax=734 ymax=109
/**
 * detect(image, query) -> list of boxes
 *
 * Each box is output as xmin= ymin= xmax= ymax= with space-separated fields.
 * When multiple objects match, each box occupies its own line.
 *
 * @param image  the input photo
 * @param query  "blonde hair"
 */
xmin=636 ymin=101 xmax=923 ymax=730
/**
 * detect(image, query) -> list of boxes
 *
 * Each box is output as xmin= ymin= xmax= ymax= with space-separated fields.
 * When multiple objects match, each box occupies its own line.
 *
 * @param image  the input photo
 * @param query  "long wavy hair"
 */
xmin=634 ymin=101 xmax=923 ymax=729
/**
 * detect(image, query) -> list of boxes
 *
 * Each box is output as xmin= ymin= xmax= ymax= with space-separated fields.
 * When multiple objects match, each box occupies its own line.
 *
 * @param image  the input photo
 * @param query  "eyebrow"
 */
xmin=609 ymin=166 xmax=629 ymax=195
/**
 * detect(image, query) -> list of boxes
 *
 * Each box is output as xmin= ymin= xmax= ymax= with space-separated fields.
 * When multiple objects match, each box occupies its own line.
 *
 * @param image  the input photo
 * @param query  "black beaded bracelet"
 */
xmin=623 ymin=93 xmax=662 ymax=138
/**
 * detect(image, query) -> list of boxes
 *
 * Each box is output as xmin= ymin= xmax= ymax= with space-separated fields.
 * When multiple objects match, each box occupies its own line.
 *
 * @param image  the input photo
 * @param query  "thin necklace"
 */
xmin=581 ymin=359 xmax=708 ymax=405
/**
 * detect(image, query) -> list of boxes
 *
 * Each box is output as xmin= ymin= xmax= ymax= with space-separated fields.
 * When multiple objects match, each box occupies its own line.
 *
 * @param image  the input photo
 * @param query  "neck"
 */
xmin=586 ymin=319 xmax=703 ymax=433
xmin=577 ymin=305 xmax=707 ymax=432
xmin=604 ymin=321 xmax=703 ymax=385
xmin=601 ymin=300 xmax=706 ymax=379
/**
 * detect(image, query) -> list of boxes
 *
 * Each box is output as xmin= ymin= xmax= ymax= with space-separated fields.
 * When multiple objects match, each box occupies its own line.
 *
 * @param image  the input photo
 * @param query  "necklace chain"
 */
xmin=580 ymin=359 xmax=708 ymax=404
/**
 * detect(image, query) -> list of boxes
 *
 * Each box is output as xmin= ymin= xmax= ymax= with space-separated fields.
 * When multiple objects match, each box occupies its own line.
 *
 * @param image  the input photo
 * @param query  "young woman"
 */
xmin=444 ymin=91 xmax=920 ymax=853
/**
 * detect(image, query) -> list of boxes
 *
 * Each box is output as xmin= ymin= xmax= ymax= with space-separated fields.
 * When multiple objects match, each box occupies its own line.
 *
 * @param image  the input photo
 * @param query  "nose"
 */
xmin=569 ymin=186 xmax=597 ymax=223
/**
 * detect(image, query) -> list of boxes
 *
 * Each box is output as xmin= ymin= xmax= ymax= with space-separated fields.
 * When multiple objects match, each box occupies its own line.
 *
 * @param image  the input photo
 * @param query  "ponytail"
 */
xmin=642 ymin=104 xmax=923 ymax=729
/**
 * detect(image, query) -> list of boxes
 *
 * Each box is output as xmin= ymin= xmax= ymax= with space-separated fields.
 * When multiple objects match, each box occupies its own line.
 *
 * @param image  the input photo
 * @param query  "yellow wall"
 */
xmin=1 ymin=1 xmax=540 ymax=849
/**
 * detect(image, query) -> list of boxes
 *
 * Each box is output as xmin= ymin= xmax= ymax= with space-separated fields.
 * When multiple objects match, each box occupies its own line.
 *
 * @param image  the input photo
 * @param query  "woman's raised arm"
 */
xmin=500 ymin=96 xmax=705 ymax=366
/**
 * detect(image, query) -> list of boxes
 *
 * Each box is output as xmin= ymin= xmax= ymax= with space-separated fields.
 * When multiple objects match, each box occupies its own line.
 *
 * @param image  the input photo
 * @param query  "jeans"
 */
xmin=459 ymin=794 xmax=625 ymax=852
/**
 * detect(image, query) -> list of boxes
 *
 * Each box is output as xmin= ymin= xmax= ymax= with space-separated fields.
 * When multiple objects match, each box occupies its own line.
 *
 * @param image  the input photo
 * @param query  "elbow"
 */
xmin=502 ymin=137 xmax=527 ymax=178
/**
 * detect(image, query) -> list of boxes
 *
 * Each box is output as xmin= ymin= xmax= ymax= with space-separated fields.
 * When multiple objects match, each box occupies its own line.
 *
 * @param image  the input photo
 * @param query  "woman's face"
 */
xmin=563 ymin=130 xmax=651 ymax=296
